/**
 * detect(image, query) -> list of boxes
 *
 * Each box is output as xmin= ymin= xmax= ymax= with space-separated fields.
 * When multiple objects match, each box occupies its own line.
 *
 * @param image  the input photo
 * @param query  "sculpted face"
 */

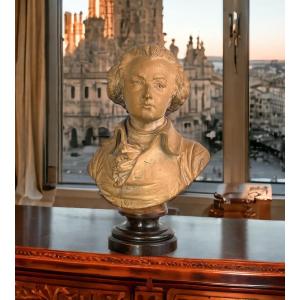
xmin=123 ymin=57 xmax=177 ymax=124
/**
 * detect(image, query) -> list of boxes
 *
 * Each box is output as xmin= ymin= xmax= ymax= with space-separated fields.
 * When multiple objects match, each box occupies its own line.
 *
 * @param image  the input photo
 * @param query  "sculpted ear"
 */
xmin=176 ymin=70 xmax=190 ymax=101
xmin=107 ymin=65 xmax=126 ymax=108
xmin=107 ymin=65 xmax=120 ymax=99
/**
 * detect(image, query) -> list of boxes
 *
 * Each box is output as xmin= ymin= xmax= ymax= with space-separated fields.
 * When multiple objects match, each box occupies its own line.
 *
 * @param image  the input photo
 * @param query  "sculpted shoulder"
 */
xmin=180 ymin=137 xmax=210 ymax=182
xmin=88 ymin=137 xmax=115 ymax=180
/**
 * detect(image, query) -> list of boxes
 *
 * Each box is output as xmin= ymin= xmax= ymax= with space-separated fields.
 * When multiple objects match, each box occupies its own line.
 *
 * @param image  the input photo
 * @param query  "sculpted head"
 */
xmin=107 ymin=45 xmax=190 ymax=123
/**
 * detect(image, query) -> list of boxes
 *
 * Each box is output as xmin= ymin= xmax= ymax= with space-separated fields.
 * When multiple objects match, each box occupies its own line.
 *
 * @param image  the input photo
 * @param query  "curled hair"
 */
xmin=107 ymin=45 xmax=190 ymax=114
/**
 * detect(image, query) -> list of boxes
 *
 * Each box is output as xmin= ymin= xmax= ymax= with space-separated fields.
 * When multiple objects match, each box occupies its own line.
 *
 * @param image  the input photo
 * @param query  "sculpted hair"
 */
xmin=107 ymin=45 xmax=190 ymax=114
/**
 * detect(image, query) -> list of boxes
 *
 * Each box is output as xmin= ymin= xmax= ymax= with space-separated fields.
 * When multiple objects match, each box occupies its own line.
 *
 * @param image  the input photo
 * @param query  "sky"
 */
xmin=63 ymin=0 xmax=284 ymax=60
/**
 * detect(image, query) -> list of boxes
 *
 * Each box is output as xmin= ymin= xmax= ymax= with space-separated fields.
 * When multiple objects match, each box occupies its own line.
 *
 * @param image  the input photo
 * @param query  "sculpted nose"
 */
xmin=144 ymin=84 xmax=152 ymax=100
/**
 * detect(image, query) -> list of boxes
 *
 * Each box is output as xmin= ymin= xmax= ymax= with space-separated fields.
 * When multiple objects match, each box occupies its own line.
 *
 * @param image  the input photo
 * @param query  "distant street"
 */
xmin=63 ymin=146 xmax=284 ymax=184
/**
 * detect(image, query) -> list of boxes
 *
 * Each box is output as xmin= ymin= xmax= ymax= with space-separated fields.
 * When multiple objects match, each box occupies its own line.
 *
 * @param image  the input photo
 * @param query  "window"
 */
xmin=71 ymin=86 xmax=75 ymax=98
xmin=60 ymin=0 xmax=223 ymax=184
xmin=249 ymin=0 xmax=285 ymax=183
xmin=46 ymin=0 xmax=284 ymax=195
xmin=84 ymin=86 xmax=89 ymax=98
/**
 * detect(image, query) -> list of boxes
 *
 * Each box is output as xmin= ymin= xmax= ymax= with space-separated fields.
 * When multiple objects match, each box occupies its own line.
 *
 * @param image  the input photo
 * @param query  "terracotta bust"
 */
xmin=88 ymin=45 xmax=210 ymax=211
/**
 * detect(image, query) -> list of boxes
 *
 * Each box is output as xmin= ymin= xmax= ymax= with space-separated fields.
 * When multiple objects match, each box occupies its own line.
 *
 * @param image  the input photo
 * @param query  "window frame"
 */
xmin=45 ymin=0 xmax=284 ymax=196
xmin=45 ymin=0 xmax=62 ymax=186
xmin=223 ymin=0 xmax=249 ymax=183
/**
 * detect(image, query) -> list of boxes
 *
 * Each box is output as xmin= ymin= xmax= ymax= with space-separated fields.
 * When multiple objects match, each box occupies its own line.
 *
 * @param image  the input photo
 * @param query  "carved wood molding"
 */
xmin=16 ymin=281 xmax=128 ymax=300
xmin=16 ymin=282 xmax=78 ymax=300
xmin=16 ymin=246 xmax=284 ymax=275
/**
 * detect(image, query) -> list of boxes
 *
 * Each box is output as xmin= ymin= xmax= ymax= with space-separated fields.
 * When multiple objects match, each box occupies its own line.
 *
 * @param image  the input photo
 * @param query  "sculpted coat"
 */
xmin=89 ymin=118 xmax=209 ymax=209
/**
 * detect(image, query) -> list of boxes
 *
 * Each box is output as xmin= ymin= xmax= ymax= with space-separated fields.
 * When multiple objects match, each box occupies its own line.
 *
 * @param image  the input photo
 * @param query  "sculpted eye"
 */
xmin=130 ymin=78 xmax=144 ymax=86
xmin=131 ymin=80 xmax=142 ymax=85
xmin=154 ymin=81 xmax=166 ymax=89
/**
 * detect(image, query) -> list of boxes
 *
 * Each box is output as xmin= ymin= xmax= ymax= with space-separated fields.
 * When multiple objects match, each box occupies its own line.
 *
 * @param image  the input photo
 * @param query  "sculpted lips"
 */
xmin=141 ymin=100 xmax=155 ymax=110
xmin=142 ymin=104 xmax=155 ymax=109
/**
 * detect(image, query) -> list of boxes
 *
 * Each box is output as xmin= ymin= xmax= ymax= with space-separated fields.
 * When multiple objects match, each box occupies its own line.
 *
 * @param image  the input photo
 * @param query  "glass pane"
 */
xmin=249 ymin=0 xmax=285 ymax=183
xmin=62 ymin=0 xmax=223 ymax=183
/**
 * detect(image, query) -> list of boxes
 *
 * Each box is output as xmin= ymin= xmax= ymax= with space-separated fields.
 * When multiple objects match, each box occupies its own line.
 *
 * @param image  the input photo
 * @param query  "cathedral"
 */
xmin=62 ymin=0 xmax=222 ymax=151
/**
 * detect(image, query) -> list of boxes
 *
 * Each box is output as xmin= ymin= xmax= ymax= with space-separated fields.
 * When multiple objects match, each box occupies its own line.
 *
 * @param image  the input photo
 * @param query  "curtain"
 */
xmin=15 ymin=0 xmax=45 ymax=201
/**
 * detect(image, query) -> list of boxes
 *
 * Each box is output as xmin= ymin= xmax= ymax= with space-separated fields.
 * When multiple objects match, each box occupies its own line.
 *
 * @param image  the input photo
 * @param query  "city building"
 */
xmin=61 ymin=0 xmax=283 ymax=184
xmin=62 ymin=0 xmax=222 ymax=152
xmin=63 ymin=0 xmax=164 ymax=149
xmin=172 ymin=37 xmax=214 ymax=135
xmin=249 ymin=61 xmax=285 ymax=164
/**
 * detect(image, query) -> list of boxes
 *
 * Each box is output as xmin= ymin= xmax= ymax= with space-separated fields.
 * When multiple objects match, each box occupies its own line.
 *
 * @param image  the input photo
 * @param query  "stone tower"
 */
xmin=99 ymin=0 xmax=114 ymax=38
xmin=101 ymin=0 xmax=164 ymax=49
xmin=64 ymin=0 xmax=164 ymax=55
xmin=87 ymin=0 xmax=114 ymax=38
xmin=64 ymin=11 xmax=85 ymax=55
xmin=62 ymin=0 xmax=165 ymax=152
xmin=169 ymin=39 xmax=179 ymax=59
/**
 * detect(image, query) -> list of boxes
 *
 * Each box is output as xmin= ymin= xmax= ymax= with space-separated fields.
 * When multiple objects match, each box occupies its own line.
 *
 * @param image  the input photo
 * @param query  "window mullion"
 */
xmin=223 ymin=0 xmax=249 ymax=183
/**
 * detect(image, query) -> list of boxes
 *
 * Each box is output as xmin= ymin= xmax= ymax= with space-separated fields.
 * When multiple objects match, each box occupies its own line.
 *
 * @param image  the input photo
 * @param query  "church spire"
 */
xmin=169 ymin=38 xmax=179 ymax=59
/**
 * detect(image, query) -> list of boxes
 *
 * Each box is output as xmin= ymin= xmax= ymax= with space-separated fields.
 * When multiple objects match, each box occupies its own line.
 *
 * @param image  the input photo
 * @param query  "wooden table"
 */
xmin=16 ymin=205 xmax=285 ymax=299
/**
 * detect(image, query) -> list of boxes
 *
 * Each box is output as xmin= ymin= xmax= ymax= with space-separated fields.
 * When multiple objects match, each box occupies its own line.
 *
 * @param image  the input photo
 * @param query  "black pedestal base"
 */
xmin=108 ymin=205 xmax=177 ymax=256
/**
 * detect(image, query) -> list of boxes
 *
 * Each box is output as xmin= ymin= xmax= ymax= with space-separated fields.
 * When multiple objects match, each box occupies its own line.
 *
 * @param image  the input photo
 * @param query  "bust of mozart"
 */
xmin=88 ymin=45 xmax=210 ymax=211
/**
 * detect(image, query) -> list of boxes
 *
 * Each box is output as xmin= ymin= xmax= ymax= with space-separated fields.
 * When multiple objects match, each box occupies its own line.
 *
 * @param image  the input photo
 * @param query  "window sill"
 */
xmin=15 ymin=185 xmax=284 ymax=220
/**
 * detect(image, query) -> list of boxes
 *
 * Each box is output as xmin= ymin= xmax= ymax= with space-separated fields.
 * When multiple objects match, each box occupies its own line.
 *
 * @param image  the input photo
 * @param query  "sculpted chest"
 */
xmin=103 ymin=140 xmax=184 ymax=190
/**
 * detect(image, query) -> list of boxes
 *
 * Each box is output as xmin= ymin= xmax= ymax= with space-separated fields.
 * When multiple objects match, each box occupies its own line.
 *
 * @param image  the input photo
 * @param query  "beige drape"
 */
xmin=16 ymin=0 xmax=45 ymax=201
